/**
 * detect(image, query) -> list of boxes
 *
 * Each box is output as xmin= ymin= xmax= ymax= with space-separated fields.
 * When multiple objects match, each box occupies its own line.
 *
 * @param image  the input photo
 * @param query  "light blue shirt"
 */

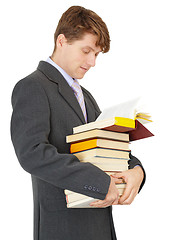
xmin=46 ymin=57 xmax=74 ymax=87
xmin=46 ymin=57 xmax=87 ymax=122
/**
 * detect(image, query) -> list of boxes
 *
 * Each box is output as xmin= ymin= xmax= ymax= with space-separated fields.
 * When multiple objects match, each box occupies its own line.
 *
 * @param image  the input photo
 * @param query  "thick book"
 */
xmin=90 ymin=163 xmax=128 ymax=172
xmin=70 ymin=138 xmax=130 ymax=153
xmin=80 ymin=157 xmax=128 ymax=172
xmin=73 ymin=148 xmax=130 ymax=160
xmin=73 ymin=117 xmax=154 ymax=141
xmin=80 ymin=156 xmax=129 ymax=164
xmin=88 ymin=162 xmax=128 ymax=172
xmin=66 ymin=129 xmax=129 ymax=143
xmin=66 ymin=196 xmax=98 ymax=208
xmin=65 ymin=188 xmax=124 ymax=203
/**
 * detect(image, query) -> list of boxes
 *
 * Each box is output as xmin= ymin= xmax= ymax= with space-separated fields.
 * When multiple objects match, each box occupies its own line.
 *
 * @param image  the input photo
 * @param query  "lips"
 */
xmin=80 ymin=66 xmax=89 ymax=72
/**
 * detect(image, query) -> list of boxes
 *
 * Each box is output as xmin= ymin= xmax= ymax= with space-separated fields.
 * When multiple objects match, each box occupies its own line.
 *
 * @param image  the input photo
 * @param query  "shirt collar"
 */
xmin=46 ymin=57 xmax=74 ymax=87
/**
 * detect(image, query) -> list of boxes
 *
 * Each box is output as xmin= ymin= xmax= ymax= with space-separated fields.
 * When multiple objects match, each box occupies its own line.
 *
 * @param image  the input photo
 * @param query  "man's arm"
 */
xmin=11 ymin=78 xmax=110 ymax=200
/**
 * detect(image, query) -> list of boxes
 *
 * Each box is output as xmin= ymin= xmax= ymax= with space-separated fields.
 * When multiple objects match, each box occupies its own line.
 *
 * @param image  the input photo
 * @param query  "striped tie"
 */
xmin=71 ymin=79 xmax=87 ymax=123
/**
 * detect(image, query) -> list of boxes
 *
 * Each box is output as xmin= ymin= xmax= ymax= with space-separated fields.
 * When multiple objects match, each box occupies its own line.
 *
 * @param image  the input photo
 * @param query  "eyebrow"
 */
xmin=83 ymin=46 xmax=101 ymax=54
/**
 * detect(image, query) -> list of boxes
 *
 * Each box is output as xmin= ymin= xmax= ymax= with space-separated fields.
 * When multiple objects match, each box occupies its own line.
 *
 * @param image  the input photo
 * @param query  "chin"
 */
xmin=75 ymin=73 xmax=86 ymax=79
xmin=76 ymin=76 xmax=84 ymax=80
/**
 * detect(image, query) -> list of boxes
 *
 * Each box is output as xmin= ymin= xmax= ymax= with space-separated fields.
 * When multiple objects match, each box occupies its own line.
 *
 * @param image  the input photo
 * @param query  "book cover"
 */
xmin=70 ymin=138 xmax=130 ymax=153
xmin=66 ymin=129 xmax=129 ymax=143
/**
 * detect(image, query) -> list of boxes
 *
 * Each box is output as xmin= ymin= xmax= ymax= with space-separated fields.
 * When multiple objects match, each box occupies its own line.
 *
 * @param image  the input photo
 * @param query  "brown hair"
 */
xmin=53 ymin=6 xmax=110 ymax=53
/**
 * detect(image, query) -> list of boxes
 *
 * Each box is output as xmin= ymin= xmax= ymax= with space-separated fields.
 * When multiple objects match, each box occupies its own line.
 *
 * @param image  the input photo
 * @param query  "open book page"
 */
xmin=96 ymin=97 xmax=141 ymax=121
xmin=96 ymin=97 xmax=152 ymax=124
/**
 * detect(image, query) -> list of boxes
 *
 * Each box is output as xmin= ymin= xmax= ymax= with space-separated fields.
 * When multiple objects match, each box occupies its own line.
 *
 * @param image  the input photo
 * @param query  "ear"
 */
xmin=56 ymin=34 xmax=67 ymax=48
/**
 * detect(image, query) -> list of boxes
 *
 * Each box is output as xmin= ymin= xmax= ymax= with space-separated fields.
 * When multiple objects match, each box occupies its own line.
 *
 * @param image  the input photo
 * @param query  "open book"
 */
xmin=73 ymin=98 xmax=153 ymax=141
xmin=96 ymin=97 xmax=152 ymax=124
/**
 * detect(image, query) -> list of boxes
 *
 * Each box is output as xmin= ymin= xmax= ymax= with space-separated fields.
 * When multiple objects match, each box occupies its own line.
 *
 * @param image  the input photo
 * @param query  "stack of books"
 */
xmin=65 ymin=98 xmax=154 ymax=208
xmin=65 ymin=116 xmax=154 ymax=208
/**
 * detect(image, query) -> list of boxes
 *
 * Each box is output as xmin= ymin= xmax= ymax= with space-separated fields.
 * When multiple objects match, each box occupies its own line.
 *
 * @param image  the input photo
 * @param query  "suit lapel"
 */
xmin=83 ymin=93 xmax=95 ymax=123
xmin=57 ymin=81 xmax=86 ymax=124
xmin=37 ymin=61 xmax=86 ymax=124
xmin=82 ymin=86 xmax=101 ymax=123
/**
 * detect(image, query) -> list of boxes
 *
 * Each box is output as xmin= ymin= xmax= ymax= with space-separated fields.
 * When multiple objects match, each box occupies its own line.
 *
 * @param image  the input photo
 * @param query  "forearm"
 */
xmin=128 ymin=153 xmax=146 ymax=192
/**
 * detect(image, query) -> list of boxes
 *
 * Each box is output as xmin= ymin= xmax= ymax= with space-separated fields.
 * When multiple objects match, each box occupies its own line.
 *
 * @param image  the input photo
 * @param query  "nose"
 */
xmin=87 ymin=54 xmax=96 ymax=67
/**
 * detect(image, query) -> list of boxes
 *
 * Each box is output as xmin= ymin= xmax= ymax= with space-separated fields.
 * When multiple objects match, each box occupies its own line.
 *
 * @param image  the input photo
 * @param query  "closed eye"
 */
xmin=82 ymin=49 xmax=90 ymax=54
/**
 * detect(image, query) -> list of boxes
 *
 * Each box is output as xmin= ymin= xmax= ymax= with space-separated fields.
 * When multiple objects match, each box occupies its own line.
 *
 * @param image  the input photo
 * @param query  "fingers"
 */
xmin=112 ymin=196 xmax=120 ymax=205
xmin=119 ymin=181 xmax=131 ymax=201
xmin=90 ymin=190 xmax=119 ymax=208
xmin=90 ymin=199 xmax=113 ymax=208
xmin=111 ymin=172 xmax=126 ymax=184
xmin=90 ymin=197 xmax=119 ymax=208
xmin=90 ymin=193 xmax=119 ymax=208
xmin=113 ymin=178 xmax=124 ymax=184
xmin=118 ymin=185 xmax=138 ymax=205
xmin=111 ymin=171 xmax=126 ymax=177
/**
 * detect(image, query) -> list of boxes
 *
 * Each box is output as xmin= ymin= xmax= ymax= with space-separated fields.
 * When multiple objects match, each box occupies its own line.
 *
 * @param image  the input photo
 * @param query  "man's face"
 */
xmin=55 ymin=33 xmax=102 ymax=79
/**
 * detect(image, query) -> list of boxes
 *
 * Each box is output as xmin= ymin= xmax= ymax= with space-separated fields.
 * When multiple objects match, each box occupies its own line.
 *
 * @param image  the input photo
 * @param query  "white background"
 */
xmin=1 ymin=0 xmax=176 ymax=239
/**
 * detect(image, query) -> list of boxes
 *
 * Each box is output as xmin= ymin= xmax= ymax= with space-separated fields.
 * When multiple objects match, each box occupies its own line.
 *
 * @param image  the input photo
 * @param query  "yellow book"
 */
xmin=73 ymin=117 xmax=135 ymax=134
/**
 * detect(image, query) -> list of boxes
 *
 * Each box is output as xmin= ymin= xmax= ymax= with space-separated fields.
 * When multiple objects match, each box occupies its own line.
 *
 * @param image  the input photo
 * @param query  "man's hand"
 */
xmin=111 ymin=166 xmax=144 ymax=205
xmin=89 ymin=176 xmax=119 ymax=208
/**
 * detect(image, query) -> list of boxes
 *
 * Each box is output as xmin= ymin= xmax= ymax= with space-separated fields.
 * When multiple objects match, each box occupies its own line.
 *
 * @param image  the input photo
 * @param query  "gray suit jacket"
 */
xmin=11 ymin=61 xmax=145 ymax=240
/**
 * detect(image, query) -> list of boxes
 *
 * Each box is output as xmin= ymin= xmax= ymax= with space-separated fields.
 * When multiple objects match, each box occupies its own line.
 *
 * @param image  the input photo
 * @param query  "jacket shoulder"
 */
xmin=11 ymin=69 xmax=50 ymax=108
xmin=13 ymin=69 xmax=45 ymax=88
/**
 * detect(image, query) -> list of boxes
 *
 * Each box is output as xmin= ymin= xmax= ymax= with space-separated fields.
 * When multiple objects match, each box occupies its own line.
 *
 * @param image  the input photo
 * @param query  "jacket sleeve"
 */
xmin=10 ymin=78 xmax=110 ymax=200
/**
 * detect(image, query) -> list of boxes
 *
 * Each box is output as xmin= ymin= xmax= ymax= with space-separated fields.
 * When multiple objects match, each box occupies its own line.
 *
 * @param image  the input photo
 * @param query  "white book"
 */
xmin=65 ymin=185 xmax=125 ymax=208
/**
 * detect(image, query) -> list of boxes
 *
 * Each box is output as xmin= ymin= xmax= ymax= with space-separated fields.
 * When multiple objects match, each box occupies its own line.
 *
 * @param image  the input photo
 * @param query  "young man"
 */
xmin=11 ymin=6 xmax=145 ymax=240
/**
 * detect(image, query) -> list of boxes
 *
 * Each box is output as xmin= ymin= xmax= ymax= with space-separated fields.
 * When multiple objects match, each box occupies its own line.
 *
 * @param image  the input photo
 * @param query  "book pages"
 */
xmin=96 ymin=97 xmax=141 ymax=121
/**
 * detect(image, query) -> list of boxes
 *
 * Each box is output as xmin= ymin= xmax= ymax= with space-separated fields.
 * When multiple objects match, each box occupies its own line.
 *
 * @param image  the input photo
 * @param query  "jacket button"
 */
xmin=84 ymin=185 xmax=88 ymax=189
xmin=88 ymin=186 xmax=92 ymax=190
xmin=96 ymin=188 xmax=100 ymax=192
xmin=92 ymin=187 xmax=96 ymax=191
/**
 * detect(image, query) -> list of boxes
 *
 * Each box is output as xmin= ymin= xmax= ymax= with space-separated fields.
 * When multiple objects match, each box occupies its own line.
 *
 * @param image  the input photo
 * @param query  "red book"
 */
xmin=73 ymin=117 xmax=154 ymax=142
